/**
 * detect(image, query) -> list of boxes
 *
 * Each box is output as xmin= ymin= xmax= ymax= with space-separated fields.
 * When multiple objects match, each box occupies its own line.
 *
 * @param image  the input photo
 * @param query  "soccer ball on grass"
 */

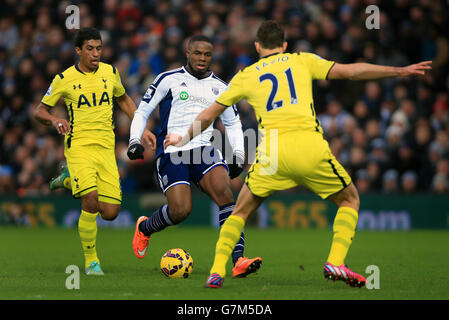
xmin=160 ymin=248 xmax=194 ymax=278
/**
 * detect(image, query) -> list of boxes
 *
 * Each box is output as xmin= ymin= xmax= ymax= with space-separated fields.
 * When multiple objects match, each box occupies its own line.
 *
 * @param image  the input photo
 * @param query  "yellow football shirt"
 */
xmin=42 ymin=62 xmax=126 ymax=148
xmin=216 ymin=52 xmax=335 ymax=135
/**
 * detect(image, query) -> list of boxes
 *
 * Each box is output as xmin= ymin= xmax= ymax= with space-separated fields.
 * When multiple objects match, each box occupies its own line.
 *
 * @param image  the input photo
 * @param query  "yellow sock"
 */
xmin=63 ymin=177 xmax=72 ymax=190
xmin=78 ymin=210 xmax=99 ymax=268
xmin=327 ymin=206 xmax=358 ymax=266
xmin=210 ymin=215 xmax=245 ymax=277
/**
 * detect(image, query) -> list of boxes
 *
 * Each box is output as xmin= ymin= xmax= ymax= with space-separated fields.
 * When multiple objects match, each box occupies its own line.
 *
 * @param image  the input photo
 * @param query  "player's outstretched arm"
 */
xmin=328 ymin=61 xmax=432 ymax=80
xmin=164 ymin=102 xmax=227 ymax=149
xmin=33 ymin=102 xmax=70 ymax=135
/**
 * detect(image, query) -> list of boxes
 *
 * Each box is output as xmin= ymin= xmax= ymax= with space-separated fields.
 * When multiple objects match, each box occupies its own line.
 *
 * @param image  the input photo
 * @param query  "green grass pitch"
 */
xmin=0 ymin=226 xmax=448 ymax=300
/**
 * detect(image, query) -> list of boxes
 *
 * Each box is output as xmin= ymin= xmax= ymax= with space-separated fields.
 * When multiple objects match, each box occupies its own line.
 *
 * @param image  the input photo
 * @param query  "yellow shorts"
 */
xmin=64 ymin=144 xmax=122 ymax=204
xmin=245 ymin=130 xmax=351 ymax=199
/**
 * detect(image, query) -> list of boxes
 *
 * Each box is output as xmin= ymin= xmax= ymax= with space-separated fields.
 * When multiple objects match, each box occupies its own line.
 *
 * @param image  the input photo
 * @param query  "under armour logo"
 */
xmin=73 ymin=84 xmax=82 ymax=90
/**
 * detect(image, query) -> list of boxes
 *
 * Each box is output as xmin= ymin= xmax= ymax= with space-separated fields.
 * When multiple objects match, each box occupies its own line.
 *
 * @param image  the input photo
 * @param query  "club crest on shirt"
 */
xmin=211 ymin=87 xmax=219 ymax=95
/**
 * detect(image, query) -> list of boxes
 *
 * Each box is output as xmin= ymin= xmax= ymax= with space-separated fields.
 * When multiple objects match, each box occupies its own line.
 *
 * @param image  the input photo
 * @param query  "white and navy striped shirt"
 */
xmin=130 ymin=66 xmax=244 ymax=159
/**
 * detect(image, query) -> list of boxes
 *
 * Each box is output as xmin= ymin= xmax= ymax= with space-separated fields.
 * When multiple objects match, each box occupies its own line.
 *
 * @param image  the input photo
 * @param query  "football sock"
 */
xmin=139 ymin=204 xmax=174 ymax=236
xmin=210 ymin=215 xmax=245 ymax=277
xmin=63 ymin=177 xmax=72 ymax=190
xmin=78 ymin=210 xmax=99 ymax=268
xmin=218 ymin=202 xmax=245 ymax=265
xmin=327 ymin=206 xmax=358 ymax=266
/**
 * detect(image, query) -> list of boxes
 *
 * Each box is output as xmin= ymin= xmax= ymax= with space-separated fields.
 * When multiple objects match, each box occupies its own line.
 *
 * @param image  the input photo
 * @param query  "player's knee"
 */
xmin=100 ymin=213 xmax=118 ymax=221
xmin=81 ymin=193 xmax=99 ymax=213
xmin=98 ymin=203 xmax=120 ymax=221
xmin=344 ymin=184 xmax=360 ymax=211
xmin=214 ymin=192 xmax=234 ymax=207
xmin=329 ymin=183 xmax=360 ymax=212
xmin=100 ymin=209 xmax=119 ymax=221
xmin=209 ymin=186 xmax=234 ymax=207
xmin=169 ymin=203 xmax=192 ymax=224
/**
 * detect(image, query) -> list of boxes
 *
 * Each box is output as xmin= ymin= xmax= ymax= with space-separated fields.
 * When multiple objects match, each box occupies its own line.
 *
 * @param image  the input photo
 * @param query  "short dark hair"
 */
xmin=256 ymin=20 xmax=285 ymax=49
xmin=188 ymin=35 xmax=213 ymax=49
xmin=74 ymin=27 xmax=102 ymax=48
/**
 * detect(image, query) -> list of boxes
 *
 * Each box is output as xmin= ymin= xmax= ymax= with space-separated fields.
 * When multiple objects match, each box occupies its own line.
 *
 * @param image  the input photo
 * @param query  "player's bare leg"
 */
xmin=165 ymin=184 xmax=193 ymax=223
xmin=81 ymin=191 xmax=99 ymax=213
xmin=231 ymin=183 xmax=266 ymax=222
xmin=98 ymin=202 xmax=120 ymax=221
xmin=199 ymin=165 xmax=234 ymax=207
xmin=325 ymin=183 xmax=366 ymax=287
xmin=205 ymin=184 xmax=265 ymax=288
xmin=327 ymin=182 xmax=360 ymax=212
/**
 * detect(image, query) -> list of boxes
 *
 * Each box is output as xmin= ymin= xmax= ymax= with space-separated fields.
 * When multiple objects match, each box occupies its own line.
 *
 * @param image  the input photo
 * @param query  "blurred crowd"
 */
xmin=0 ymin=0 xmax=448 ymax=198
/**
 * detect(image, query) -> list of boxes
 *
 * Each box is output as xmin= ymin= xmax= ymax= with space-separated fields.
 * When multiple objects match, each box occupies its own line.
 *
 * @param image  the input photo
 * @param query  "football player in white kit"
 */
xmin=128 ymin=35 xmax=262 ymax=278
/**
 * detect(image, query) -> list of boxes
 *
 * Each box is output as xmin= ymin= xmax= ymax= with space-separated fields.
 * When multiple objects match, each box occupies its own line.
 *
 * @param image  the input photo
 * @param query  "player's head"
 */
xmin=74 ymin=27 xmax=102 ymax=71
xmin=186 ymin=35 xmax=213 ymax=77
xmin=254 ymin=20 xmax=287 ymax=55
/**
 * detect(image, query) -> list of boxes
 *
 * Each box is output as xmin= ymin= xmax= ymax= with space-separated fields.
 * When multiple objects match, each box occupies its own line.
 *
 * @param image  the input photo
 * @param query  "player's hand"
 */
xmin=228 ymin=153 xmax=245 ymax=179
xmin=127 ymin=139 xmax=145 ymax=160
xmin=141 ymin=129 xmax=156 ymax=151
xmin=399 ymin=61 xmax=432 ymax=76
xmin=52 ymin=119 xmax=70 ymax=135
xmin=164 ymin=133 xmax=183 ymax=149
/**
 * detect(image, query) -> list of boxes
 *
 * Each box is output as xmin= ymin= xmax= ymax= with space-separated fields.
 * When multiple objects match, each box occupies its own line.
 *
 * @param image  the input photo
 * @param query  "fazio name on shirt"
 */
xmin=77 ymin=91 xmax=110 ymax=108
xmin=255 ymin=55 xmax=289 ymax=71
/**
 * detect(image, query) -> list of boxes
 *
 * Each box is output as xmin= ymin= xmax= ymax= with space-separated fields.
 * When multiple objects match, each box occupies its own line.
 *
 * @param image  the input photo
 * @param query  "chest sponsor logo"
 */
xmin=179 ymin=91 xmax=189 ymax=100
xmin=77 ymin=91 xmax=110 ymax=108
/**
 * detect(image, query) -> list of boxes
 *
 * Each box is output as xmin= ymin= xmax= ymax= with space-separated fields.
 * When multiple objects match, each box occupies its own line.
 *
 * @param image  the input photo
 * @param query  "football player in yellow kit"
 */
xmin=34 ymin=27 xmax=154 ymax=275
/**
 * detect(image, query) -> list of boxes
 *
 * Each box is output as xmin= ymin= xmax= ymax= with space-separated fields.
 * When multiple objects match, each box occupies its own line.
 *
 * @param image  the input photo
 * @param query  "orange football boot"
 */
xmin=232 ymin=256 xmax=262 ymax=278
xmin=132 ymin=216 xmax=150 ymax=259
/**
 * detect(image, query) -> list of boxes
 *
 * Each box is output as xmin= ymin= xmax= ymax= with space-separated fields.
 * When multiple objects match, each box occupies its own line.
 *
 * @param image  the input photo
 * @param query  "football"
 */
xmin=160 ymin=248 xmax=194 ymax=278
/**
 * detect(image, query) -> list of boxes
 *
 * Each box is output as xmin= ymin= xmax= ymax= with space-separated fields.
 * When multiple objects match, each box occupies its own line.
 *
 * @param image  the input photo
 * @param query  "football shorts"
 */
xmin=64 ymin=144 xmax=122 ymax=204
xmin=156 ymin=145 xmax=228 ymax=193
xmin=245 ymin=130 xmax=351 ymax=199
